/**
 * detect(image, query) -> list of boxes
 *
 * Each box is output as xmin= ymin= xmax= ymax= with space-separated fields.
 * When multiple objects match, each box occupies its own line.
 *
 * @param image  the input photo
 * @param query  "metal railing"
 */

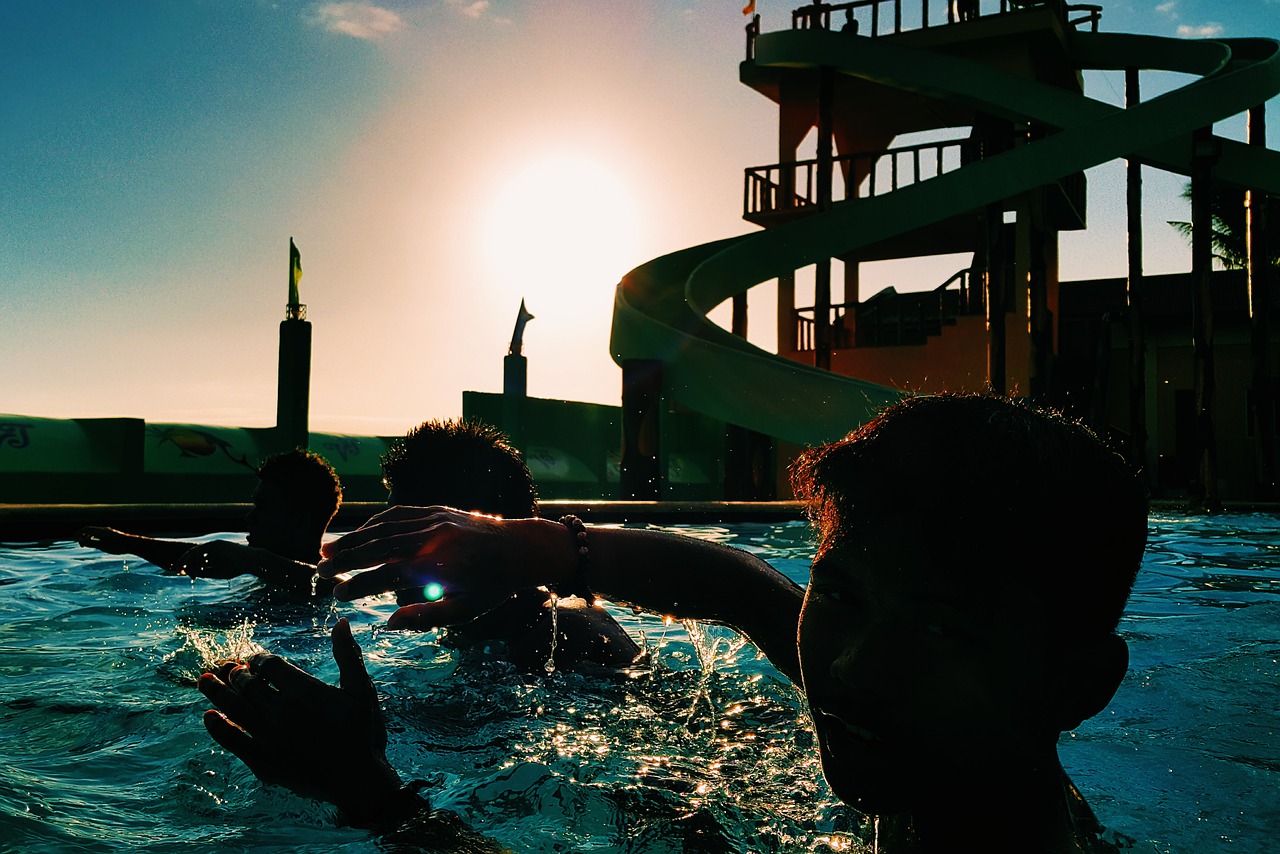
xmin=795 ymin=302 xmax=858 ymax=351
xmin=1065 ymin=3 xmax=1101 ymax=32
xmin=747 ymin=0 xmax=1102 ymax=54
xmin=855 ymin=268 xmax=983 ymax=346
xmin=1058 ymin=169 xmax=1087 ymax=222
xmin=745 ymin=137 xmax=969 ymax=218
xmin=791 ymin=268 xmax=982 ymax=351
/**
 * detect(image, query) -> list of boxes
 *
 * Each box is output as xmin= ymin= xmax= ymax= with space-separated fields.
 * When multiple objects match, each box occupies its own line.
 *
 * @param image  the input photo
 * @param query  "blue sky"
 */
xmin=4 ymin=0 xmax=1280 ymax=434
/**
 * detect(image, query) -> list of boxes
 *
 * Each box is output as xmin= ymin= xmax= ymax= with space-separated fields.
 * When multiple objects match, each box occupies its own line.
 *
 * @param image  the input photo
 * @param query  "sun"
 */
xmin=480 ymin=154 xmax=641 ymax=310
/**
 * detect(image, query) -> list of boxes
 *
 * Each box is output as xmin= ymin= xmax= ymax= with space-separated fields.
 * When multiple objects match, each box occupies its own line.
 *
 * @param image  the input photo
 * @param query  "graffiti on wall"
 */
xmin=0 ymin=422 xmax=34 ymax=451
xmin=147 ymin=426 xmax=255 ymax=471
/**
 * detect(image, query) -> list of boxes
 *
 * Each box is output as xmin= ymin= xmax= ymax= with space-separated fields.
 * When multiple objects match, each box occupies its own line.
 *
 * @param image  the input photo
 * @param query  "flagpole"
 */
xmin=287 ymin=237 xmax=305 ymax=321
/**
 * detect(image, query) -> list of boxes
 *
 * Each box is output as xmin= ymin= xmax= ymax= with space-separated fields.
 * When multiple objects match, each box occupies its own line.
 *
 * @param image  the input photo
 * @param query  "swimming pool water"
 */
xmin=0 ymin=516 xmax=1276 ymax=852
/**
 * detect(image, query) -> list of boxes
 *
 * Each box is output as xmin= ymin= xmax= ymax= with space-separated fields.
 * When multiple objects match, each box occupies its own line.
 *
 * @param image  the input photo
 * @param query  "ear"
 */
xmin=1052 ymin=632 xmax=1129 ymax=732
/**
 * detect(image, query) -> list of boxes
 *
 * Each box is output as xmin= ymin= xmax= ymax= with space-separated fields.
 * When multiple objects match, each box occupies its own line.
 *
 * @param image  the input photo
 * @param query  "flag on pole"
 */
xmin=288 ymin=238 xmax=303 ymax=308
xmin=742 ymin=0 xmax=756 ymax=15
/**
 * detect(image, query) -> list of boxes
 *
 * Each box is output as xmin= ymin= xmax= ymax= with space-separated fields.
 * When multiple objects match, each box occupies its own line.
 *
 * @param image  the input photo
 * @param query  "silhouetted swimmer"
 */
xmin=78 ymin=449 xmax=342 ymax=597
xmin=380 ymin=418 xmax=643 ymax=673
xmin=309 ymin=394 xmax=1145 ymax=852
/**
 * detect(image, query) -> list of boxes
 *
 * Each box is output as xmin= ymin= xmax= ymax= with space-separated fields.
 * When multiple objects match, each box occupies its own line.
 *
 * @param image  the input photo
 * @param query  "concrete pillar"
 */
xmin=985 ymin=203 xmax=1006 ymax=396
xmin=1248 ymin=103 xmax=1275 ymax=499
xmin=502 ymin=353 xmax=527 ymax=451
xmin=620 ymin=359 xmax=663 ymax=500
xmin=1027 ymin=211 xmax=1052 ymax=401
xmin=1190 ymin=126 xmax=1221 ymax=512
xmin=777 ymin=273 xmax=797 ymax=352
xmin=1126 ymin=68 xmax=1148 ymax=478
xmin=732 ymin=293 xmax=748 ymax=338
xmin=275 ymin=319 xmax=311 ymax=453
xmin=814 ymin=67 xmax=835 ymax=371
xmin=842 ymin=259 xmax=860 ymax=347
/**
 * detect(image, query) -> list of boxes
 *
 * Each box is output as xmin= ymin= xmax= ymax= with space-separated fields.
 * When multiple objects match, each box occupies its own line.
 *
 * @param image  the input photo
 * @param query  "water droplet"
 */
xmin=544 ymin=593 xmax=560 ymax=672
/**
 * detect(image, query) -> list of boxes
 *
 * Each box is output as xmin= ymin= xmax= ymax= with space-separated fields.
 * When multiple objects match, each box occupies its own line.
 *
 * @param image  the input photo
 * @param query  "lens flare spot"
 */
xmin=424 ymin=582 xmax=445 ymax=602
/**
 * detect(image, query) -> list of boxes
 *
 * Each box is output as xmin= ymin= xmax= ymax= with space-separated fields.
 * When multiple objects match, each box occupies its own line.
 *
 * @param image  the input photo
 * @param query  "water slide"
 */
xmin=610 ymin=26 xmax=1280 ymax=448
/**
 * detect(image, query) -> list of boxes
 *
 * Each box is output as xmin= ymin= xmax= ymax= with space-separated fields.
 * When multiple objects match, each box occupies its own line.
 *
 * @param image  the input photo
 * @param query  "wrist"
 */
xmin=508 ymin=517 xmax=577 ymax=592
xmin=547 ymin=515 xmax=592 ymax=603
xmin=335 ymin=768 xmax=425 ymax=828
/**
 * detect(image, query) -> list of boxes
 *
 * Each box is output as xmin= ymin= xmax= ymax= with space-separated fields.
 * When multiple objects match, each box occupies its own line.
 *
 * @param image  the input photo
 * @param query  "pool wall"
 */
xmin=0 ymin=499 xmax=806 ymax=541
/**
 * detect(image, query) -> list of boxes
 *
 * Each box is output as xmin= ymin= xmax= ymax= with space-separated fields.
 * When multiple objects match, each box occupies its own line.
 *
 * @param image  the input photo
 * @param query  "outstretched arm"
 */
xmin=317 ymin=507 xmax=804 ymax=684
xmin=76 ymin=526 xmax=193 ymax=572
xmin=177 ymin=541 xmax=323 ymax=597
xmin=198 ymin=619 xmax=508 ymax=850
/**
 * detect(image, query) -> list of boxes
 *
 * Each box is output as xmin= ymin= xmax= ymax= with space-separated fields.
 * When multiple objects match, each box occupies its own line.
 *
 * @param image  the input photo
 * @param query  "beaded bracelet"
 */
xmin=552 ymin=514 xmax=594 ymax=604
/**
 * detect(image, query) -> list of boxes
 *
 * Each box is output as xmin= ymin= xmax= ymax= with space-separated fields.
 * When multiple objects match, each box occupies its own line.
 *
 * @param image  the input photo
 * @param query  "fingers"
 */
xmin=248 ymin=652 xmax=328 ymax=698
xmin=78 ymin=527 xmax=122 ymax=552
xmin=330 ymin=562 xmax=426 ymax=602
xmin=229 ymin=662 xmax=284 ymax=709
xmin=386 ymin=603 xmax=439 ymax=631
xmin=319 ymin=506 xmax=475 ymax=565
xmin=319 ymin=506 xmax=449 ymax=558
xmin=211 ymin=660 xmax=242 ymax=683
xmin=357 ymin=504 xmax=464 ymax=530
xmin=385 ymin=590 xmax=507 ymax=631
xmin=198 ymin=671 xmax=257 ymax=727
xmin=319 ymin=526 xmax=452 ymax=580
xmin=203 ymin=710 xmax=264 ymax=773
xmin=331 ymin=618 xmax=375 ymax=698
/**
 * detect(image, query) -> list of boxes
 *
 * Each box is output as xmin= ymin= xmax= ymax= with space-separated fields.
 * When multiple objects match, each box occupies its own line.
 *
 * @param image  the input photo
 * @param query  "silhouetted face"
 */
xmin=797 ymin=515 xmax=1055 ymax=814
xmin=245 ymin=481 xmax=306 ymax=559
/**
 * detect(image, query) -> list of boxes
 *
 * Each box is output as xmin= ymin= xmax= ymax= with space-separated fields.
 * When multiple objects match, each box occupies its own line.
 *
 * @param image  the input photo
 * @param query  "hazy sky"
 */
xmin=5 ymin=0 xmax=1280 ymax=435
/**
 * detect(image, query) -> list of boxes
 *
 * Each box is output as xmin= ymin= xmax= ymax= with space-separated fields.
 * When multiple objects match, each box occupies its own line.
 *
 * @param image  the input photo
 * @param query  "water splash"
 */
xmin=164 ymin=620 xmax=265 ymax=681
xmin=682 ymin=620 xmax=750 ymax=725
xmin=544 ymin=594 xmax=560 ymax=673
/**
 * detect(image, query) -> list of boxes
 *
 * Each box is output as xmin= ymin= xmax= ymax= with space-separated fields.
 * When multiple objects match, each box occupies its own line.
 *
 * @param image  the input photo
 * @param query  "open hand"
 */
xmin=317 ymin=506 xmax=550 ymax=631
xmin=198 ymin=618 xmax=403 ymax=821
xmin=76 ymin=526 xmax=130 ymax=554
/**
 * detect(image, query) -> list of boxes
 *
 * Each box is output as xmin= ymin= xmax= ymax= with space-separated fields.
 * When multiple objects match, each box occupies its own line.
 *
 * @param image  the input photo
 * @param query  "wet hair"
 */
xmin=790 ymin=393 xmax=1148 ymax=637
xmin=255 ymin=449 xmax=343 ymax=531
xmin=381 ymin=419 xmax=537 ymax=519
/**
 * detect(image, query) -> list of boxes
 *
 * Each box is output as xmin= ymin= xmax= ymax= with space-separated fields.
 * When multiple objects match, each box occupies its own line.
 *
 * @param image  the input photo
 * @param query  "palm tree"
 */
xmin=1169 ymin=181 xmax=1279 ymax=503
xmin=1168 ymin=183 xmax=1280 ymax=269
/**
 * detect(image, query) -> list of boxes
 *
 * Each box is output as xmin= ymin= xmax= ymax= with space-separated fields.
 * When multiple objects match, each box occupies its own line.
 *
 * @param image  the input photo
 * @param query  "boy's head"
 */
xmin=381 ymin=419 xmax=537 ymax=519
xmin=247 ymin=449 xmax=343 ymax=561
xmin=789 ymin=393 xmax=1147 ymax=813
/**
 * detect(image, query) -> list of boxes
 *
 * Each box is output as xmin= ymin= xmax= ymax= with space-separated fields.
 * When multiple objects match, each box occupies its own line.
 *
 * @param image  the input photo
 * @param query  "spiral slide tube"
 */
xmin=610 ymin=27 xmax=1280 ymax=448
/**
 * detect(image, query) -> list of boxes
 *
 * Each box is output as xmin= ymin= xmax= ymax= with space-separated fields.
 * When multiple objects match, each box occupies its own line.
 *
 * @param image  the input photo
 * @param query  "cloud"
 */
xmin=1177 ymin=22 xmax=1224 ymax=38
xmin=1155 ymin=1 xmax=1177 ymax=15
xmin=315 ymin=2 xmax=404 ymax=40
xmin=446 ymin=0 xmax=490 ymax=19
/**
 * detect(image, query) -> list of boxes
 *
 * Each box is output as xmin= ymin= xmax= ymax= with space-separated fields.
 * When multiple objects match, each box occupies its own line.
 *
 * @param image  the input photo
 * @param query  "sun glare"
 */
xmin=480 ymin=155 xmax=641 ymax=311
